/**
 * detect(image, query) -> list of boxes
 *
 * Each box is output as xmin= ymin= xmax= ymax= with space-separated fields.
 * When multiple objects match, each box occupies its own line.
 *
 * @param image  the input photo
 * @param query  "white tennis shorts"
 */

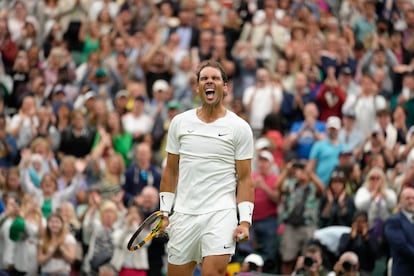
xmin=166 ymin=208 xmax=238 ymax=265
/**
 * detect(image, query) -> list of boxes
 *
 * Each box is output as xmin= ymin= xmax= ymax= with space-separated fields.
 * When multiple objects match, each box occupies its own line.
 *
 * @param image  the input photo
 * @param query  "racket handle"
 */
xmin=237 ymin=233 xmax=246 ymax=240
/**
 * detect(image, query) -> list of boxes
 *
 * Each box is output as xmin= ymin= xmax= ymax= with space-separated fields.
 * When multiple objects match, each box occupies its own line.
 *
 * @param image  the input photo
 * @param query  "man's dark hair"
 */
xmin=196 ymin=60 xmax=228 ymax=83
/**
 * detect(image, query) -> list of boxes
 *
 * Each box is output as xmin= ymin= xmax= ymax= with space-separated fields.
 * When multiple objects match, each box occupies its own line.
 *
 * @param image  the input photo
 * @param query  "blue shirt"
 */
xmin=290 ymin=121 xmax=326 ymax=159
xmin=309 ymin=140 xmax=347 ymax=185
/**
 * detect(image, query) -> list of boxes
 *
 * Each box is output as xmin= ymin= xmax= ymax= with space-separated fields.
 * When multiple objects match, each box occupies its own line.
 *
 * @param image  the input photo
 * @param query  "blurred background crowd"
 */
xmin=0 ymin=0 xmax=414 ymax=275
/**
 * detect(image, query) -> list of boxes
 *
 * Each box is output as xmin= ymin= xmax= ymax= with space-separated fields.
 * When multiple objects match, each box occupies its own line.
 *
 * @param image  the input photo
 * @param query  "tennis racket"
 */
xmin=127 ymin=211 xmax=164 ymax=251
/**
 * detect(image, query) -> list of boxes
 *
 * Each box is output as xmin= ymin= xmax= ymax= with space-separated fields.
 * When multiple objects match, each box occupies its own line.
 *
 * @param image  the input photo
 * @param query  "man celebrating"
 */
xmin=159 ymin=60 xmax=255 ymax=276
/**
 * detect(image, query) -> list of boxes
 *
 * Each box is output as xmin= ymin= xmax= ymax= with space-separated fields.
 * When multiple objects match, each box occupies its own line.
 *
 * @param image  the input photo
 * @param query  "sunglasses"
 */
xmin=369 ymin=175 xmax=381 ymax=181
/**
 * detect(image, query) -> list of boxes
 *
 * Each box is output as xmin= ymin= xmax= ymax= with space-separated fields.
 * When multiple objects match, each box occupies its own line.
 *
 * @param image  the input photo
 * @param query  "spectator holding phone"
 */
xmin=338 ymin=211 xmax=377 ymax=275
xmin=328 ymin=251 xmax=360 ymax=276
xmin=275 ymin=160 xmax=324 ymax=274
xmin=292 ymin=242 xmax=330 ymax=276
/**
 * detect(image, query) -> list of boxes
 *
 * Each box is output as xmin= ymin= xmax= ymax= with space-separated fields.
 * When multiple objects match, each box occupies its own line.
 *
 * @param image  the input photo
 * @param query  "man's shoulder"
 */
xmin=386 ymin=212 xmax=404 ymax=225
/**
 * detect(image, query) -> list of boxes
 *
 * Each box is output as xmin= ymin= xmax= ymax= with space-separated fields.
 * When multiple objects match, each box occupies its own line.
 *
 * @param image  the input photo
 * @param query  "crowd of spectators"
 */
xmin=0 ymin=0 xmax=414 ymax=275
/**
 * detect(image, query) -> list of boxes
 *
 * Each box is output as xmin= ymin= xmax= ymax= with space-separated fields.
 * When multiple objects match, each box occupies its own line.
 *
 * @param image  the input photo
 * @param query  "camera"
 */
xmin=304 ymin=256 xmax=314 ymax=267
xmin=342 ymin=261 xmax=355 ymax=272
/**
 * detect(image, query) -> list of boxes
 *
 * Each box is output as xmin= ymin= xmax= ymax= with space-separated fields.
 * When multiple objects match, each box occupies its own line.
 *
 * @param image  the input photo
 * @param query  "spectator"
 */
xmin=122 ymin=142 xmax=162 ymax=207
xmin=152 ymin=99 xmax=182 ymax=164
xmin=354 ymin=167 xmax=397 ymax=250
xmin=82 ymin=198 xmax=125 ymax=276
xmin=236 ymin=253 xmax=264 ymax=276
xmin=0 ymin=196 xmax=18 ymax=271
xmin=28 ymin=137 xmax=59 ymax=176
xmin=0 ymin=167 xmax=24 ymax=203
xmin=384 ymin=187 xmax=414 ymax=276
xmin=360 ymin=40 xmax=398 ymax=99
xmin=110 ymin=205 xmax=150 ymax=275
xmin=352 ymin=0 xmax=376 ymax=44
xmin=288 ymin=72 xmax=317 ymax=112
xmin=292 ymin=242 xmax=330 ymax=276
xmin=0 ymin=18 xmax=18 ymax=75
xmin=58 ymin=109 xmax=96 ymax=159
xmin=239 ymin=0 xmax=289 ymax=73
xmin=20 ymin=155 xmax=86 ymax=218
xmin=308 ymin=116 xmax=348 ymax=186
xmin=242 ymin=67 xmax=283 ymax=137
xmin=342 ymin=73 xmax=387 ymax=136
xmin=328 ymin=251 xmax=361 ymax=276
xmin=285 ymin=102 xmax=326 ymax=160
xmin=315 ymin=68 xmax=347 ymax=122
xmin=91 ymin=111 xmax=133 ymax=166
xmin=37 ymin=212 xmax=76 ymax=276
xmin=319 ymin=170 xmax=355 ymax=228
xmin=57 ymin=155 xmax=88 ymax=208
xmin=250 ymin=150 xmax=279 ymax=263
xmin=275 ymin=160 xmax=324 ymax=274
xmin=338 ymin=66 xmax=361 ymax=97
xmin=0 ymin=113 xmax=17 ymax=168
xmin=122 ymin=95 xmax=154 ymax=143
xmin=58 ymin=201 xmax=83 ymax=274
xmin=390 ymin=72 xmax=414 ymax=127
xmin=338 ymin=111 xmax=364 ymax=152
xmin=338 ymin=211 xmax=378 ymax=275
xmin=7 ymin=94 xmax=38 ymax=150
xmin=9 ymin=194 xmax=45 ymax=276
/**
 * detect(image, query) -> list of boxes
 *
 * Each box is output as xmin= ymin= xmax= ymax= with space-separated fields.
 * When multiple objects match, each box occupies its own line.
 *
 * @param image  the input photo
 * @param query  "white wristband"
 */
xmin=238 ymin=201 xmax=254 ymax=225
xmin=159 ymin=192 xmax=175 ymax=214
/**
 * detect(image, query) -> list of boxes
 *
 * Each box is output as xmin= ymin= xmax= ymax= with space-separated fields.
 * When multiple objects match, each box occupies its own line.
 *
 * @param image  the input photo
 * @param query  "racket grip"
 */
xmin=237 ymin=233 xmax=246 ymax=240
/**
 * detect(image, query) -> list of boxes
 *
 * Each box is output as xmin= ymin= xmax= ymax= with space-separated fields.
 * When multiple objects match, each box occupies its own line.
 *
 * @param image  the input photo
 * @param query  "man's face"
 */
xmin=327 ymin=127 xmax=339 ymax=140
xmin=197 ymin=66 xmax=227 ymax=106
xmin=400 ymin=188 xmax=414 ymax=213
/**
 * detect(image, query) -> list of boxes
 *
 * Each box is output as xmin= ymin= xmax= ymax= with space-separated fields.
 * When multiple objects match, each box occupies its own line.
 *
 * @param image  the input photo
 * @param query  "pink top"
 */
xmin=252 ymin=172 xmax=278 ymax=221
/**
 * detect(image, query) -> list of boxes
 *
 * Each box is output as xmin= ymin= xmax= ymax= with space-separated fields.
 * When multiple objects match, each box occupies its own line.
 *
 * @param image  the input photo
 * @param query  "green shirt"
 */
xmin=92 ymin=132 xmax=133 ymax=166
xmin=390 ymin=93 xmax=414 ymax=127
xmin=42 ymin=199 xmax=52 ymax=219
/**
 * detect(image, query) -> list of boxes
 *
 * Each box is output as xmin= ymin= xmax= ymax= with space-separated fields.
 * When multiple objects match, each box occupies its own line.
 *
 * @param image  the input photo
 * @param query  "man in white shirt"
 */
xmin=159 ymin=61 xmax=254 ymax=276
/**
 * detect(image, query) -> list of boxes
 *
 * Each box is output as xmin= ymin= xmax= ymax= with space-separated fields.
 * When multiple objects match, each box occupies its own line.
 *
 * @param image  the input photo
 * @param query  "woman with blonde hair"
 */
xmin=37 ymin=212 xmax=76 ymax=276
xmin=20 ymin=156 xmax=87 ymax=218
xmin=29 ymin=136 xmax=59 ymax=176
xmin=110 ymin=205 xmax=150 ymax=275
xmin=57 ymin=155 xmax=88 ymax=208
xmin=58 ymin=201 xmax=83 ymax=276
xmin=0 ymin=167 xmax=24 ymax=203
xmin=354 ymin=167 xmax=397 ymax=244
xmin=9 ymin=194 xmax=45 ymax=275
xmin=83 ymin=198 xmax=125 ymax=275
xmin=87 ymin=148 xmax=126 ymax=200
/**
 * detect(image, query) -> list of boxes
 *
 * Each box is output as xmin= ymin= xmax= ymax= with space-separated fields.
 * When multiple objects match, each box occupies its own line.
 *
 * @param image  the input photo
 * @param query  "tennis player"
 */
xmin=159 ymin=60 xmax=255 ymax=276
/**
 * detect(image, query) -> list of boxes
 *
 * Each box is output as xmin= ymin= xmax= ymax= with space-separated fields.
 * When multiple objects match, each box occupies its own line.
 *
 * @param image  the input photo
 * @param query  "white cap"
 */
xmin=244 ymin=254 xmax=264 ymax=267
xmin=326 ymin=116 xmax=341 ymax=130
xmin=255 ymin=137 xmax=272 ymax=150
xmin=84 ymin=91 xmax=97 ymax=101
xmin=152 ymin=79 xmax=169 ymax=92
xmin=258 ymin=150 xmax=274 ymax=163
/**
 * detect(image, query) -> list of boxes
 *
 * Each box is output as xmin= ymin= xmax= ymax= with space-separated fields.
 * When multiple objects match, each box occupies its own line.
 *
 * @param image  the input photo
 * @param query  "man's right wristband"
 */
xmin=159 ymin=192 xmax=175 ymax=214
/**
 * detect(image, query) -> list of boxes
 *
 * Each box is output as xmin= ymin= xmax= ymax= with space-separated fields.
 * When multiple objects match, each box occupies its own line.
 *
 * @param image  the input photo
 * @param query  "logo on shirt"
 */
xmin=187 ymin=130 xmax=194 ymax=133
xmin=218 ymin=133 xmax=229 ymax=137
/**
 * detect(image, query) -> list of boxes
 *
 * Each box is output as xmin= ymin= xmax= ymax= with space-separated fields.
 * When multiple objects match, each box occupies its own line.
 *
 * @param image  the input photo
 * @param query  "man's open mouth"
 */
xmin=205 ymin=88 xmax=215 ymax=100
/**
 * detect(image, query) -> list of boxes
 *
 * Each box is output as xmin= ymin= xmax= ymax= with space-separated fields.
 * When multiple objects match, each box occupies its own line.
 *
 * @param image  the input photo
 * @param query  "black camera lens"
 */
xmin=342 ymin=261 xmax=353 ymax=272
xmin=304 ymin=256 xmax=314 ymax=267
